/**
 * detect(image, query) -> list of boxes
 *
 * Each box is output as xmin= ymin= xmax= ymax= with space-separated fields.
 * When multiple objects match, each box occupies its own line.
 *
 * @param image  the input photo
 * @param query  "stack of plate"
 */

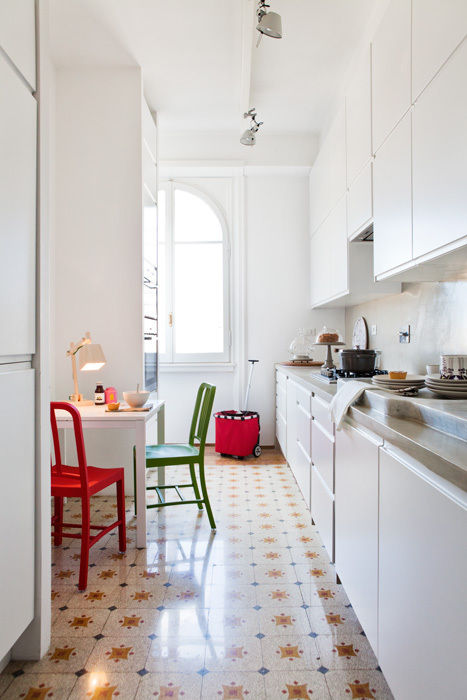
xmin=425 ymin=374 xmax=467 ymax=398
xmin=371 ymin=374 xmax=426 ymax=394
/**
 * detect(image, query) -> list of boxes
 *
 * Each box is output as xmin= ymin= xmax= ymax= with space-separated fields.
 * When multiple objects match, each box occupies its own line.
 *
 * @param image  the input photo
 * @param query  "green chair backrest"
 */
xmin=189 ymin=383 xmax=216 ymax=455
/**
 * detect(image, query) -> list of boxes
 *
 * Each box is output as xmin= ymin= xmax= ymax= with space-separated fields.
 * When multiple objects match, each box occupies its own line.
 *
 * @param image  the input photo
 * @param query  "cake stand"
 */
xmin=314 ymin=341 xmax=346 ymax=373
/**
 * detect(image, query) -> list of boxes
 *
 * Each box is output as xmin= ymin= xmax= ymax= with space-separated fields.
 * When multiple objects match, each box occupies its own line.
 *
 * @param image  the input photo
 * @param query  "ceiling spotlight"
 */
xmin=256 ymin=1 xmax=282 ymax=39
xmin=240 ymin=108 xmax=263 ymax=146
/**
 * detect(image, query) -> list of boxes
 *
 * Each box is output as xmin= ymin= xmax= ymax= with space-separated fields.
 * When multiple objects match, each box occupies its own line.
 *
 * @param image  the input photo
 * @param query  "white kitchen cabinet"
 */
xmin=412 ymin=39 xmax=467 ymax=260
xmin=311 ymin=466 xmax=334 ymax=560
xmin=310 ymin=107 xmax=346 ymax=234
xmin=0 ymin=368 xmax=35 ymax=660
xmin=275 ymin=374 xmax=287 ymax=456
xmin=0 ymin=54 xmax=36 ymax=356
xmin=373 ymin=111 xmax=412 ymax=277
xmin=372 ymin=0 xmax=411 ymax=151
xmin=412 ymin=0 xmax=467 ymax=100
xmin=379 ymin=445 xmax=467 ymax=700
xmin=346 ymin=47 xmax=372 ymax=185
xmin=310 ymin=195 xmax=348 ymax=307
xmin=311 ymin=420 xmax=334 ymax=494
xmin=0 ymin=0 xmax=36 ymax=89
xmin=347 ymin=162 xmax=373 ymax=239
xmin=335 ymin=422 xmax=382 ymax=655
xmin=286 ymin=378 xmax=298 ymax=469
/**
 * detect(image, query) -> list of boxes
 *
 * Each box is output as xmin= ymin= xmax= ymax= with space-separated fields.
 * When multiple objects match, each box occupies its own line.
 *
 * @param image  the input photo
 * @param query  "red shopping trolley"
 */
xmin=214 ymin=360 xmax=261 ymax=459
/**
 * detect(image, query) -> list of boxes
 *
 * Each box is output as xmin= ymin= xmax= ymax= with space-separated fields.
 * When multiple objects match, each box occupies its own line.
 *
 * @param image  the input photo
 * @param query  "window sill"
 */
xmin=159 ymin=362 xmax=236 ymax=373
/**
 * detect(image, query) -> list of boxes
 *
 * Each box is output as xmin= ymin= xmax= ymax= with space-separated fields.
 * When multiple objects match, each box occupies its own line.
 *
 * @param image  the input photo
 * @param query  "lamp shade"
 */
xmin=79 ymin=343 xmax=106 ymax=371
xmin=240 ymin=128 xmax=256 ymax=146
xmin=257 ymin=11 xmax=282 ymax=38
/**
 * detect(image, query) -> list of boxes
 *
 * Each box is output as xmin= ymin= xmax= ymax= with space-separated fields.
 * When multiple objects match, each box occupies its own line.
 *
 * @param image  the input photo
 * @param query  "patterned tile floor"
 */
xmin=0 ymin=448 xmax=393 ymax=699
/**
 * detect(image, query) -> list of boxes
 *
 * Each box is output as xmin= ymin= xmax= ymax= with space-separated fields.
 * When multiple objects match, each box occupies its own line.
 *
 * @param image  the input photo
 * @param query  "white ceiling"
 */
xmin=50 ymin=0 xmax=382 ymax=139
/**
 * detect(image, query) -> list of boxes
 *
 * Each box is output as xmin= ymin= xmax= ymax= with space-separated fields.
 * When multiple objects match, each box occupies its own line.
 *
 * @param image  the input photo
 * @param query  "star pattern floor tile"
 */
xmin=0 ymin=448 xmax=393 ymax=699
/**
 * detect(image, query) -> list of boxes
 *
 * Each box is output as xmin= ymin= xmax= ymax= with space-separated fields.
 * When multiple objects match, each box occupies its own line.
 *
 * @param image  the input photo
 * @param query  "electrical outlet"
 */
xmin=399 ymin=325 xmax=411 ymax=344
xmin=371 ymin=324 xmax=377 ymax=336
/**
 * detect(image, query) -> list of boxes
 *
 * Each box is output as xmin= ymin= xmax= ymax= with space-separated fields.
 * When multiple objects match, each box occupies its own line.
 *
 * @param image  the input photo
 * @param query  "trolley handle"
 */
xmin=243 ymin=359 xmax=259 ymax=412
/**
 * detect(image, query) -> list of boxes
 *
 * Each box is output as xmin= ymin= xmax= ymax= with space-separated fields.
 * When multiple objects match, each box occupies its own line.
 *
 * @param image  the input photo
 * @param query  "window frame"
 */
xmin=158 ymin=180 xmax=231 ymax=365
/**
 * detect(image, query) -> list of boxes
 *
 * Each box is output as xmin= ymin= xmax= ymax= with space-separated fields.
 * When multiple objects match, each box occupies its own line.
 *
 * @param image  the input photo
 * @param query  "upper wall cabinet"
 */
xmin=372 ymin=0 xmax=411 ymax=152
xmin=412 ymin=0 xmax=467 ymax=101
xmin=346 ymin=47 xmax=372 ymax=185
xmin=412 ymin=39 xmax=467 ymax=260
xmin=310 ymin=196 xmax=347 ymax=307
xmin=0 ymin=0 xmax=36 ymax=90
xmin=373 ymin=111 xmax=412 ymax=278
xmin=0 ymin=55 xmax=37 ymax=356
xmin=309 ymin=107 xmax=346 ymax=234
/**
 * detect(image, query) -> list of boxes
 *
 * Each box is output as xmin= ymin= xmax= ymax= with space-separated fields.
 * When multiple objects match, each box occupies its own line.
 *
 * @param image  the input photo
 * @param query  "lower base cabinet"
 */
xmin=335 ymin=422 xmax=381 ymax=653
xmin=379 ymin=446 xmax=467 ymax=700
xmin=311 ymin=466 xmax=334 ymax=557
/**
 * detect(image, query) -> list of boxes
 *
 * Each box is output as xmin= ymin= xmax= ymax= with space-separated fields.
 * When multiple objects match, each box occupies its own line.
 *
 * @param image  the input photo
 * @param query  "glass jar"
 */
xmin=289 ymin=328 xmax=313 ymax=360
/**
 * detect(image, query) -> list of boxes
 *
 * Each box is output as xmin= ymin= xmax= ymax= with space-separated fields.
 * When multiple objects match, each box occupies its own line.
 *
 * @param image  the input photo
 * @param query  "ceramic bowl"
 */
xmin=123 ymin=390 xmax=150 ymax=408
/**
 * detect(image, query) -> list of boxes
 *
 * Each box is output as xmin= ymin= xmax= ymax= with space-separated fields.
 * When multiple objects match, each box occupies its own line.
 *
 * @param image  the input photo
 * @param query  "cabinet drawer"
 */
xmin=311 ymin=466 xmax=334 ymax=561
xmin=276 ymin=384 xmax=286 ymax=420
xmin=276 ymin=370 xmax=287 ymax=391
xmin=312 ymin=419 xmax=334 ymax=493
xmin=295 ymin=383 xmax=312 ymax=413
xmin=296 ymin=403 xmax=311 ymax=459
xmin=276 ymin=414 xmax=286 ymax=455
xmin=311 ymin=395 xmax=333 ymax=435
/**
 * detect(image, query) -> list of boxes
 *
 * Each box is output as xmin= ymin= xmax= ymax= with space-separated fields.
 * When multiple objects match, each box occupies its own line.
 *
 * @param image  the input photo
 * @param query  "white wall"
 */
xmin=246 ymin=174 xmax=344 ymax=444
xmin=53 ymin=66 xmax=144 ymax=486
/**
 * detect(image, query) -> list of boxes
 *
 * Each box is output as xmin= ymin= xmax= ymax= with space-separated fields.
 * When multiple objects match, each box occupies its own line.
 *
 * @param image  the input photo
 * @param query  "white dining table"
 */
xmin=55 ymin=400 xmax=165 ymax=547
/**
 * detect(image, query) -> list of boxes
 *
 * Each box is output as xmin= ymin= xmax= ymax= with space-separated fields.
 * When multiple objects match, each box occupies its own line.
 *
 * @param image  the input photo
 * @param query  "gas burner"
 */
xmin=318 ymin=367 xmax=388 ymax=383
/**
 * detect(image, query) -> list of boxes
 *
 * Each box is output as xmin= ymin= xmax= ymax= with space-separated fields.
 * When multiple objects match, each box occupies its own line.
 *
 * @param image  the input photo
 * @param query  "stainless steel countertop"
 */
xmin=276 ymin=365 xmax=467 ymax=491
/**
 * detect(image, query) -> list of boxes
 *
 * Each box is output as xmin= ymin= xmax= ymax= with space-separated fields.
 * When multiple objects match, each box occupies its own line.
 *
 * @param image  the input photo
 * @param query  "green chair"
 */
xmin=133 ymin=383 xmax=217 ymax=530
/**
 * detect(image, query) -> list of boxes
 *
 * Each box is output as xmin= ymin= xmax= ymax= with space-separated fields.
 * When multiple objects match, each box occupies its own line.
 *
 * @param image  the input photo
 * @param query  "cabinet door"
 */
xmin=310 ymin=226 xmax=331 ymax=306
xmin=0 ymin=0 xmax=36 ymax=89
xmin=347 ymin=162 xmax=373 ymax=239
xmin=412 ymin=0 xmax=467 ymax=100
xmin=379 ymin=447 xmax=467 ymax=699
xmin=311 ymin=466 xmax=334 ymax=560
xmin=412 ymin=39 xmax=467 ymax=259
xmin=373 ymin=112 xmax=412 ymax=277
xmin=346 ymin=47 xmax=372 ymax=185
xmin=372 ymin=0 xmax=411 ymax=151
xmin=0 ymin=368 xmax=35 ymax=659
xmin=335 ymin=423 xmax=381 ymax=654
xmin=330 ymin=196 xmax=348 ymax=298
xmin=311 ymin=420 xmax=334 ymax=494
xmin=286 ymin=379 xmax=297 ymax=471
xmin=0 ymin=55 xmax=36 ymax=356
xmin=310 ymin=107 xmax=346 ymax=232
xmin=296 ymin=401 xmax=311 ymax=509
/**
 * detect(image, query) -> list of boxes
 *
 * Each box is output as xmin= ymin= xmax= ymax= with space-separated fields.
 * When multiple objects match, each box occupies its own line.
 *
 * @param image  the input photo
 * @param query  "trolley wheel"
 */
xmin=253 ymin=444 xmax=262 ymax=458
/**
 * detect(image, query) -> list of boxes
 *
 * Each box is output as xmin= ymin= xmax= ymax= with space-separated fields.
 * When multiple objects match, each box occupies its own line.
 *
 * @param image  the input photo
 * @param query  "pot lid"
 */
xmin=340 ymin=348 xmax=376 ymax=354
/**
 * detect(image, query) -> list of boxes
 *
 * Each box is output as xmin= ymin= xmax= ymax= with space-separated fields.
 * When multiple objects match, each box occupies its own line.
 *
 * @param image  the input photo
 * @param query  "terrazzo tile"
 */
xmin=0 ymin=674 xmax=13 ymax=696
xmin=146 ymin=638 xmax=206 ymax=673
xmin=300 ymin=584 xmax=350 ymax=608
xmin=126 ymin=566 xmax=172 ymax=585
xmin=118 ymin=585 xmax=166 ymax=609
xmin=204 ymin=584 xmax=257 ymax=609
xmin=207 ymin=609 xmax=261 ymax=638
xmin=151 ymin=607 xmax=209 ymax=639
xmin=162 ymin=585 xmax=207 ymax=609
xmin=136 ymin=672 xmax=202 ymax=699
xmin=254 ymin=564 xmax=298 ymax=585
xmin=293 ymin=564 xmax=337 ymax=584
xmin=200 ymin=671 xmax=266 ymax=699
xmin=315 ymin=635 xmax=379 ymax=670
xmin=1 ymin=672 xmax=76 ymax=699
xmin=257 ymin=607 xmax=312 ymax=637
xmin=21 ymin=637 xmax=96 ymax=674
xmin=102 ymin=608 xmax=160 ymax=637
xmin=69 ymin=671 xmax=141 ymax=699
xmin=204 ymin=637 xmax=263 ymax=671
xmin=264 ymin=670 xmax=331 ymax=699
xmin=66 ymin=585 xmax=121 ymax=609
xmin=307 ymin=607 xmax=363 ymax=636
xmin=261 ymin=636 xmax=319 ymax=671
xmin=52 ymin=608 xmax=111 ymax=637
xmin=85 ymin=637 xmax=151 ymax=672
xmin=325 ymin=670 xmax=394 ymax=699
xmin=255 ymin=584 xmax=304 ymax=608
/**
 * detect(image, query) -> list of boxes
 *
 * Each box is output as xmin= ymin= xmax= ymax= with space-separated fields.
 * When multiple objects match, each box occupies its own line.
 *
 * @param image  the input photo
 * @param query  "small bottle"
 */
xmin=94 ymin=381 xmax=105 ymax=405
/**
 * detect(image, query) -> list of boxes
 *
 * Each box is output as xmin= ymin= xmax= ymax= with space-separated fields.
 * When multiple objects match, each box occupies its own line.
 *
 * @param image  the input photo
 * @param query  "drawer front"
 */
xmin=276 ymin=384 xmax=286 ymax=420
xmin=295 ymin=382 xmax=312 ymax=413
xmin=312 ymin=420 xmax=334 ymax=493
xmin=276 ymin=414 xmax=286 ymax=455
xmin=311 ymin=466 xmax=334 ymax=561
xmin=296 ymin=403 xmax=311 ymax=459
xmin=276 ymin=370 xmax=287 ymax=391
xmin=312 ymin=395 xmax=333 ymax=435
xmin=295 ymin=441 xmax=311 ymax=509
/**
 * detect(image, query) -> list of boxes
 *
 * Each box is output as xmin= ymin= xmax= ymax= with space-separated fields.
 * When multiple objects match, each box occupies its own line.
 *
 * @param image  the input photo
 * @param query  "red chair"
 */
xmin=50 ymin=402 xmax=126 ymax=590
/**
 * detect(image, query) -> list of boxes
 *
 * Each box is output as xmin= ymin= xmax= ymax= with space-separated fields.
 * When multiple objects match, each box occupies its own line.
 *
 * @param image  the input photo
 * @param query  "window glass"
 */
xmin=174 ymin=189 xmax=223 ymax=242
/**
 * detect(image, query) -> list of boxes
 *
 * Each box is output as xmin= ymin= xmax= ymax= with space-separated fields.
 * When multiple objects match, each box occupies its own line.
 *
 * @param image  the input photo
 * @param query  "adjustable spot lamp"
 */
xmin=66 ymin=332 xmax=106 ymax=406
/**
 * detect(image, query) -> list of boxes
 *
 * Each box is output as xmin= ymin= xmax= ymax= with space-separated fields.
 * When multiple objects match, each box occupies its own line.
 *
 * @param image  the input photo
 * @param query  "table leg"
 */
xmin=157 ymin=404 xmax=165 ymax=487
xmin=135 ymin=422 xmax=147 ymax=548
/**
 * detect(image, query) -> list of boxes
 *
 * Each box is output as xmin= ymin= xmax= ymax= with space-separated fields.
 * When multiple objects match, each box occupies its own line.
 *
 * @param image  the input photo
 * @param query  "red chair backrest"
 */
xmin=50 ymin=402 xmax=89 ymax=491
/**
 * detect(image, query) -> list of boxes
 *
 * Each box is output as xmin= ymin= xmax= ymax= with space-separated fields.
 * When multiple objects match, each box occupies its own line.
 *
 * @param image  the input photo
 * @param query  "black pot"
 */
xmin=340 ymin=349 xmax=376 ymax=373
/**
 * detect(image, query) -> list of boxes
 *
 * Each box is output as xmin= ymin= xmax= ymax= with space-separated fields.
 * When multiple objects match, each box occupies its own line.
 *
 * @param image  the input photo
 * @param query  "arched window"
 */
xmin=158 ymin=182 xmax=231 ymax=363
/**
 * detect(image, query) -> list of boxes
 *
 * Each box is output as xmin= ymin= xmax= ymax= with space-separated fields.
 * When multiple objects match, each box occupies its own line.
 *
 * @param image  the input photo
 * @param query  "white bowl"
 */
xmin=123 ymin=390 xmax=150 ymax=408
